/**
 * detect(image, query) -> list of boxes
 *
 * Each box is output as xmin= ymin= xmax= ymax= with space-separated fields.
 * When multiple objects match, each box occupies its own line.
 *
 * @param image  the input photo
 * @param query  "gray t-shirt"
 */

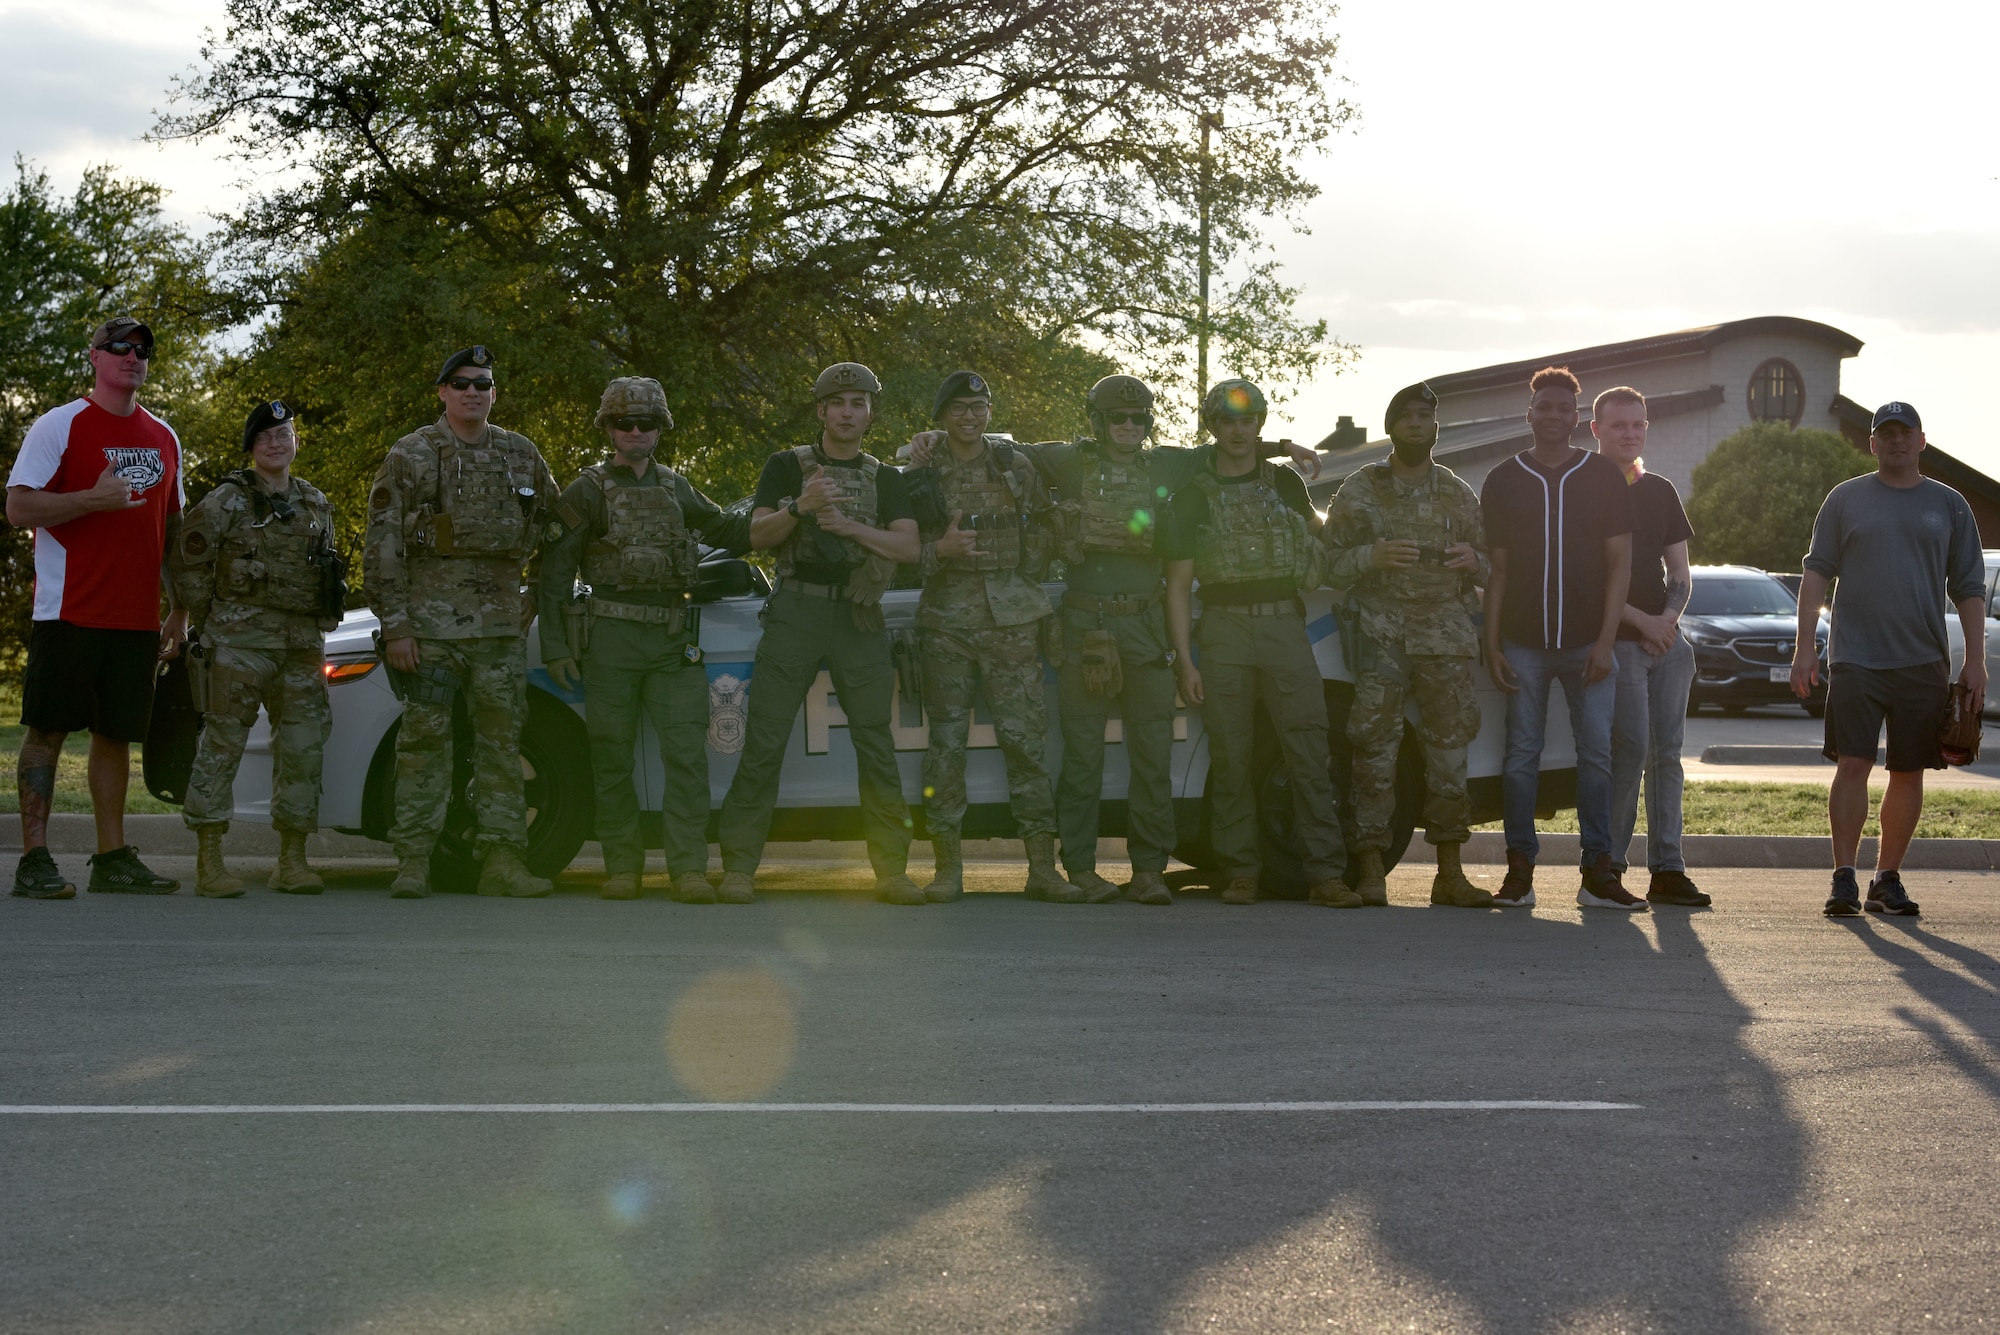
xmin=1803 ymin=473 xmax=1984 ymax=669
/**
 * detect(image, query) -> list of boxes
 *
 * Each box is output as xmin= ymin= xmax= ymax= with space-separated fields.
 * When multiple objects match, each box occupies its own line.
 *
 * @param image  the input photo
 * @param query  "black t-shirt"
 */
xmin=1166 ymin=462 xmax=1315 ymax=604
xmin=1479 ymin=448 xmax=1634 ymax=650
xmin=752 ymin=445 xmax=914 ymax=585
xmin=1617 ymin=470 xmax=1695 ymax=642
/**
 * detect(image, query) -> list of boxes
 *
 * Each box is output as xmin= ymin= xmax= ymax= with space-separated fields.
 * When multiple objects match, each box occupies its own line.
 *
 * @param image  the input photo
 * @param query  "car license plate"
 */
xmin=1768 ymin=667 xmax=1790 ymax=682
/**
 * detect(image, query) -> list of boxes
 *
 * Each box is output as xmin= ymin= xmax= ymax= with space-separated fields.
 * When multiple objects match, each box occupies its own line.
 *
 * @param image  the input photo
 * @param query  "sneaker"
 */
xmin=86 ymin=846 xmax=180 ymax=895
xmin=1578 ymin=856 xmax=1647 ymax=911
xmin=1495 ymin=853 xmax=1535 ymax=908
xmin=1824 ymin=868 xmax=1862 ymax=917
xmin=1646 ymin=870 xmax=1711 ymax=907
xmin=12 ymin=848 xmax=76 ymax=899
xmin=1866 ymin=870 xmax=1921 ymax=917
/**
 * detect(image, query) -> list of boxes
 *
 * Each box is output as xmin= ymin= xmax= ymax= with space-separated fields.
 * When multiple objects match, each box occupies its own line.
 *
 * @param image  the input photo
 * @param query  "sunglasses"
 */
xmin=446 ymin=376 xmax=495 ymax=392
xmin=97 ymin=340 xmax=152 ymax=360
xmin=612 ymin=416 xmax=664 ymax=433
xmin=1106 ymin=411 xmax=1152 ymax=427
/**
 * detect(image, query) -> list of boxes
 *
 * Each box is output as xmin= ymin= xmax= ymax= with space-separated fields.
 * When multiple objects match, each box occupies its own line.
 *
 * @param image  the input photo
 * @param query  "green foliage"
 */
xmin=1686 ymin=422 xmax=1872 ymax=571
xmin=0 ymin=160 xmax=233 ymax=664
xmin=162 ymin=0 xmax=1357 ymax=516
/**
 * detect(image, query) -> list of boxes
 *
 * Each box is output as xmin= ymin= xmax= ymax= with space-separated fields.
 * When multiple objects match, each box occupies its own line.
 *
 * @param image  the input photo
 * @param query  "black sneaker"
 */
xmin=12 ymin=848 xmax=76 ymax=899
xmin=1647 ymin=870 xmax=1712 ymax=907
xmin=1824 ymin=868 xmax=1862 ymax=917
xmin=1866 ymin=870 xmax=1921 ymax=917
xmin=87 ymin=846 xmax=180 ymax=895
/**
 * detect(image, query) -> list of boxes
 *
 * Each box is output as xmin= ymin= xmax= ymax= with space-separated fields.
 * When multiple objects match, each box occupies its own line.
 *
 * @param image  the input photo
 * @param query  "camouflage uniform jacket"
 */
xmin=1322 ymin=461 xmax=1488 ymax=659
xmin=171 ymin=472 xmax=337 ymax=651
xmin=917 ymin=436 xmax=1056 ymax=631
xmin=364 ymin=417 xmax=557 ymax=641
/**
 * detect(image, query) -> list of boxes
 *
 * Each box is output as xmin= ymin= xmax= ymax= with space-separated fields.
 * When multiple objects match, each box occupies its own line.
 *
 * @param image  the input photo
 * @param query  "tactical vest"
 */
xmin=1191 ymin=461 xmax=1315 ymax=588
xmin=412 ymin=425 xmax=536 ymax=560
xmin=775 ymin=445 xmax=881 ymax=579
xmin=1351 ymin=463 xmax=1469 ymax=604
xmin=936 ymin=444 xmax=1024 ymax=574
xmin=578 ymin=463 xmax=700 ymax=591
xmin=216 ymin=476 xmax=335 ymax=615
xmin=1065 ymin=450 xmax=1159 ymax=562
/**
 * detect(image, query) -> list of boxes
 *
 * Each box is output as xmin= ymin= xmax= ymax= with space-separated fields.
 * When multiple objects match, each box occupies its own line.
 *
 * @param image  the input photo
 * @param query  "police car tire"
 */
xmin=427 ymin=688 xmax=594 ymax=893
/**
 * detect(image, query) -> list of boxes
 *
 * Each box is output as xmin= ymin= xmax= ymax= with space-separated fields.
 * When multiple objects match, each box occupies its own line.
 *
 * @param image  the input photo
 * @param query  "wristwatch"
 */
xmin=785 ymin=497 xmax=800 ymax=517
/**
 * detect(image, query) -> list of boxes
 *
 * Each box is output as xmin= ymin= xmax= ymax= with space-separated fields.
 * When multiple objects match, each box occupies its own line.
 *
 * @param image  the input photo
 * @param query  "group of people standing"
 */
xmin=5 ymin=318 xmax=1987 ymax=917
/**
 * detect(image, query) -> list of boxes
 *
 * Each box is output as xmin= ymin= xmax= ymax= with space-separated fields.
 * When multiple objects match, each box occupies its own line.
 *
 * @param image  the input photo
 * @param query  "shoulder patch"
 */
xmin=544 ymin=519 xmax=567 ymax=544
xmin=558 ymin=500 xmax=586 ymax=530
xmin=183 ymin=531 xmax=209 ymax=557
xmin=370 ymin=485 xmax=393 ymax=510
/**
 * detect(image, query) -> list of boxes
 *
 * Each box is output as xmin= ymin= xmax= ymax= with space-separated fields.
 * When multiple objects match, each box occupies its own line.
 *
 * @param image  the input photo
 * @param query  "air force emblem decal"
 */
xmin=708 ymin=673 xmax=748 ymax=753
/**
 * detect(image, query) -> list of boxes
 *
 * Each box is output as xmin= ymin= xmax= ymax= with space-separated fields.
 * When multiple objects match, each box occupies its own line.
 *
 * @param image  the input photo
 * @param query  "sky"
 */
xmin=5 ymin=0 xmax=1999 ymax=471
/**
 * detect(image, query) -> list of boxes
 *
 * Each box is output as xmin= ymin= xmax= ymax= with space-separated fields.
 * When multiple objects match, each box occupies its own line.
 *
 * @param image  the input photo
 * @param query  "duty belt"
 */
xmin=1063 ymin=589 xmax=1159 ymax=616
xmin=777 ymin=578 xmax=848 ymax=600
xmin=589 ymin=597 xmax=688 ymax=628
xmin=1207 ymin=598 xmax=1302 ymax=618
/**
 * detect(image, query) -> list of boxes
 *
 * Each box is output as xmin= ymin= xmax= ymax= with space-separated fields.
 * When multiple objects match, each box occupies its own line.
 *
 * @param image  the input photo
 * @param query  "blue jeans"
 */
xmin=1502 ymin=639 xmax=1616 ymax=863
xmin=1611 ymin=636 xmax=1695 ymax=873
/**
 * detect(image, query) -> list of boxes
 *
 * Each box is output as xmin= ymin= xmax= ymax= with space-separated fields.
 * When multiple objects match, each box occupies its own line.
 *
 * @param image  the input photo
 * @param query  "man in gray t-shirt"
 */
xmin=1791 ymin=401 xmax=1987 ymax=919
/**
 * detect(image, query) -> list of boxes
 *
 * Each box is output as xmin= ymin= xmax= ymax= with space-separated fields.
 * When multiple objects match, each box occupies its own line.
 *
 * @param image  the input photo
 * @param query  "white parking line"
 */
xmin=0 ymin=1101 xmax=1640 ymax=1115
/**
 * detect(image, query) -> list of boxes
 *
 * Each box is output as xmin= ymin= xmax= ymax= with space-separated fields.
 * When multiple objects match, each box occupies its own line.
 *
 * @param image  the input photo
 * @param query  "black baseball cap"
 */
xmin=436 ymin=345 xmax=495 ymax=384
xmin=1871 ymin=401 xmax=1921 ymax=432
xmin=242 ymin=399 xmax=294 ymax=452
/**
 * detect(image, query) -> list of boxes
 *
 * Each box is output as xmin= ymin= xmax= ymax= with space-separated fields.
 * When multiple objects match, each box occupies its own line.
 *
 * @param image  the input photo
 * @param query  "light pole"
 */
xmin=1197 ymin=110 xmax=1222 ymax=425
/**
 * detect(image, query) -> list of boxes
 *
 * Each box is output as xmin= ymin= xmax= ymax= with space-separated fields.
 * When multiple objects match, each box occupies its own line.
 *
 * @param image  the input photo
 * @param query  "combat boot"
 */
xmin=1126 ymin=868 xmax=1173 ymax=906
xmin=390 ymin=856 xmax=430 ymax=899
xmin=1220 ymin=875 xmax=1258 ymax=906
xmin=1308 ymin=877 xmax=1363 ymax=908
xmin=716 ymin=871 xmax=756 ymax=904
xmin=268 ymin=829 xmax=324 ymax=895
xmin=1430 ymin=842 xmax=1496 ymax=908
xmin=926 ymin=831 xmax=965 ymax=902
xmin=194 ymin=825 xmax=245 ymax=899
xmin=600 ymin=871 xmax=642 ymax=900
xmin=1496 ymin=850 xmax=1535 ymax=908
xmin=1067 ymin=868 xmax=1124 ymax=903
xmin=1352 ymin=848 xmax=1388 ymax=906
xmin=1022 ymin=834 xmax=1082 ymax=902
xmin=672 ymin=871 xmax=717 ymax=904
xmin=876 ymin=872 xmax=927 ymax=905
xmin=479 ymin=846 xmax=553 ymax=898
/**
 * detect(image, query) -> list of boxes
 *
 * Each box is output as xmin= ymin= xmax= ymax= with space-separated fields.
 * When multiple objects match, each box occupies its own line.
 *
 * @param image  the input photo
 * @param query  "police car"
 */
xmin=145 ymin=550 xmax=1578 ymax=895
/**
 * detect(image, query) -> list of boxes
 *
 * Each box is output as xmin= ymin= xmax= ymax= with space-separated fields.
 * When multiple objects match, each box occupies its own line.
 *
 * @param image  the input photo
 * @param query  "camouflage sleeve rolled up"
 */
xmin=534 ymin=473 xmax=601 ymax=661
xmin=363 ymin=446 xmax=419 ymax=642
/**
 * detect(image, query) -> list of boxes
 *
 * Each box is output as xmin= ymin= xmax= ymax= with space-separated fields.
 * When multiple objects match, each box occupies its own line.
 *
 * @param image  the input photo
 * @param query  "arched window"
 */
xmin=1747 ymin=359 xmax=1804 ymax=427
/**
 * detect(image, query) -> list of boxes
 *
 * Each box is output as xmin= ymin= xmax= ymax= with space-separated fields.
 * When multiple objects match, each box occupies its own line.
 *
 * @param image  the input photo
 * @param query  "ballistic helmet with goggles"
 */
xmin=1086 ymin=374 xmax=1156 ymax=439
xmin=595 ymin=376 xmax=673 ymax=431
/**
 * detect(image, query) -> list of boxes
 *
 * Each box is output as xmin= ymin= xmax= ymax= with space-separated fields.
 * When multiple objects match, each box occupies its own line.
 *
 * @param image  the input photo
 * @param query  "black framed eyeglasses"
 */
xmin=612 ymin=416 xmax=664 ymax=433
xmin=97 ymin=340 xmax=152 ymax=360
xmin=1106 ymin=411 xmax=1151 ymax=427
xmin=446 ymin=376 xmax=495 ymax=391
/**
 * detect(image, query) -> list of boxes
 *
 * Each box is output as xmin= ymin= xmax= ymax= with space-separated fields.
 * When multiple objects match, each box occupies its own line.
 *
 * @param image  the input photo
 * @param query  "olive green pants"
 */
xmin=718 ymin=590 xmax=911 ymax=878
xmin=1054 ymin=602 xmax=1177 ymax=875
xmin=582 ymin=616 xmax=710 ymax=877
xmin=1196 ymin=607 xmax=1345 ymax=885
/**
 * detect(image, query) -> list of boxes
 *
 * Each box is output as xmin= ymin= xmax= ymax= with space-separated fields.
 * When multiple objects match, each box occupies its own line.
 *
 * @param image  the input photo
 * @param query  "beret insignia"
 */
xmin=967 ymin=373 xmax=986 ymax=395
xmin=271 ymin=401 xmax=287 ymax=420
xmin=471 ymin=345 xmax=490 ymax=366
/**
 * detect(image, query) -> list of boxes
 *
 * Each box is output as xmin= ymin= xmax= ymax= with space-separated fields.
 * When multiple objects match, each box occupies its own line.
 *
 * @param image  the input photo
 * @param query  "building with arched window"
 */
xmin=1310 ymin=315 xmax=2000 ymax=542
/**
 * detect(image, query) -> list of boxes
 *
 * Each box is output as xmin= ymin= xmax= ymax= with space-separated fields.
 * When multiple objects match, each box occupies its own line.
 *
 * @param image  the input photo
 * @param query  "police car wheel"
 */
xmin=427 ymin=688 xmax=594 ymax=893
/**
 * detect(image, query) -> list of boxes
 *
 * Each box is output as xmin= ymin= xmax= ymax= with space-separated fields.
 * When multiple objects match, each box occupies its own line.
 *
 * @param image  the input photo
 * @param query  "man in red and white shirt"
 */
xmin=6 ymin=316 xmax=188 ymax=898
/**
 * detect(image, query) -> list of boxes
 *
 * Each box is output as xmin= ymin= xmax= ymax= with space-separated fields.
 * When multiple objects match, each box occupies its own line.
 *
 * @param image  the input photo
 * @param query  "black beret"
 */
xmin=1385 ymin=381 xmax=1439 ymax=434
xmin=435 ymin=345 xmax=495 ymax=384
xmin=931 ymin=369 xmax=991 ymax=421
xmin=242 ymin=399 xmax=294 ymax=452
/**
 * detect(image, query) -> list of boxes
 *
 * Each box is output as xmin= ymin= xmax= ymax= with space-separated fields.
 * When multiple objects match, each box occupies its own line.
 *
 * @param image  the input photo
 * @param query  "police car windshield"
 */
xmin=1687 ymin=574 xmax=1795 ymax=617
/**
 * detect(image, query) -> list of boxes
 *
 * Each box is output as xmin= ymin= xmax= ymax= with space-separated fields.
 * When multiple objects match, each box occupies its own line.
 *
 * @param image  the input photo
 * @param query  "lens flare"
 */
xmin=664 ymin=968 xmax=798 ymax=1101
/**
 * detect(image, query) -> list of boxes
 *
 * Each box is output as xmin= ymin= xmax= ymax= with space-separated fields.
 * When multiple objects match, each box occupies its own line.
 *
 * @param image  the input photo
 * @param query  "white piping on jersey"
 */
xmin=1501 ymin=449 xmax=1591 ymax=647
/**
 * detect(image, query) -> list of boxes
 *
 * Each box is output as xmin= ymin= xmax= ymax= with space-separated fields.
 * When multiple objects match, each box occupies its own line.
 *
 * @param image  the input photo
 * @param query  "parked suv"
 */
xmin=1685 ymin=565 xmax=1828 ymax=716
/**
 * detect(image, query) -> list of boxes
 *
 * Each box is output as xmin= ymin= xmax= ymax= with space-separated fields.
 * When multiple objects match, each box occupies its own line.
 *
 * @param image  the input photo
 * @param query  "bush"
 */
xmin=1686 ymin=422 xmax=1871 ymax=571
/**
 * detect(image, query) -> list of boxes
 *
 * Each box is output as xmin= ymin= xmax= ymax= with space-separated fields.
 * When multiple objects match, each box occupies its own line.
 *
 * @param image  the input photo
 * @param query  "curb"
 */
xmin=7 ymin=814 xmax=2000 ymax=871
xmin=1700 ymin=745 xmax=1846 ymax=765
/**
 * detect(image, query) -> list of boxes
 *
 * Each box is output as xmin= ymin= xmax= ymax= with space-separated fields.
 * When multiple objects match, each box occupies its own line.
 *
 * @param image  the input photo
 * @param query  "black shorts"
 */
xmin=1822 ymin=661 xmax=1949 ymax=772
xmin=19 ymin=620 xmax=161 ymax=743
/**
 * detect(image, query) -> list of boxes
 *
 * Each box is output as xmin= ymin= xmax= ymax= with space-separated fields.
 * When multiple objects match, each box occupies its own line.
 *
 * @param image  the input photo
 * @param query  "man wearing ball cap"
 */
xmin=1322 ymin=382 xmax=1495 ymax=908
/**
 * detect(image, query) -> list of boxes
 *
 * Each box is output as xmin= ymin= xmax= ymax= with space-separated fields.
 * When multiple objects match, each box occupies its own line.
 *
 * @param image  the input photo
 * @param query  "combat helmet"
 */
xmin=1201 ymin=378 xmax=1268 ymax=430
xmin=813 ymin=362 xmax=883 ymax=401
xmin=1086 ymin=374 xmax=1156 ymax=441
xmin=595 ymin=376 xmax=673 ymax=430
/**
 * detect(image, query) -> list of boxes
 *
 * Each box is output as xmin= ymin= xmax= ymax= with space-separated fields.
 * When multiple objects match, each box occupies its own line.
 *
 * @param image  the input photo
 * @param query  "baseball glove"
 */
xmin=1940 ymin=681 xmax=1983 ymax=767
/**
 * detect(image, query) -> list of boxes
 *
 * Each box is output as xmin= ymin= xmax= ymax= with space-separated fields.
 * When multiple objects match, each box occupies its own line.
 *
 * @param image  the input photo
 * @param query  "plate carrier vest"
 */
xmin=1191 ymin=460 xmax=1315 ymax=589
xmin=215 ymin=474 xmax=335 ymax=615
xmin=578 ymin=462 xmax=700 ymax=591
xmin=408 ymin=424 xmax=536 ymax=562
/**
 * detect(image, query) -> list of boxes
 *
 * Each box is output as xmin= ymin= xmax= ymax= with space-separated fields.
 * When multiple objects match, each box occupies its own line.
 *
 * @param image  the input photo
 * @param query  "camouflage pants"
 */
xmin=390 ymin=636 xmax=527 ymax=861
xmin=1054 ymin=601 xmax=1177 ymax=875
xmin=921 ymin=623 xmax=1055 ymax=838
xmin=1347 ymin=653 xmax=1480 ymax=852
xmin=183 ymin=643 xmax=330 ymax=833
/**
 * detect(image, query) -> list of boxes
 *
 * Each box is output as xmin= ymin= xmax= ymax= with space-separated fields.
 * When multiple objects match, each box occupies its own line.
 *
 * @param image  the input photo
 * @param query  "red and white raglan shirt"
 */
xmin=7 ymin=398 xmax=183 ymax=630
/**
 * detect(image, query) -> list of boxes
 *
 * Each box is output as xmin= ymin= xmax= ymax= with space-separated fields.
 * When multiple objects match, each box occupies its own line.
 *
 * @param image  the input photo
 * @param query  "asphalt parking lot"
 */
xmin=5 ymin=862 xmax=2000 ymax=1333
